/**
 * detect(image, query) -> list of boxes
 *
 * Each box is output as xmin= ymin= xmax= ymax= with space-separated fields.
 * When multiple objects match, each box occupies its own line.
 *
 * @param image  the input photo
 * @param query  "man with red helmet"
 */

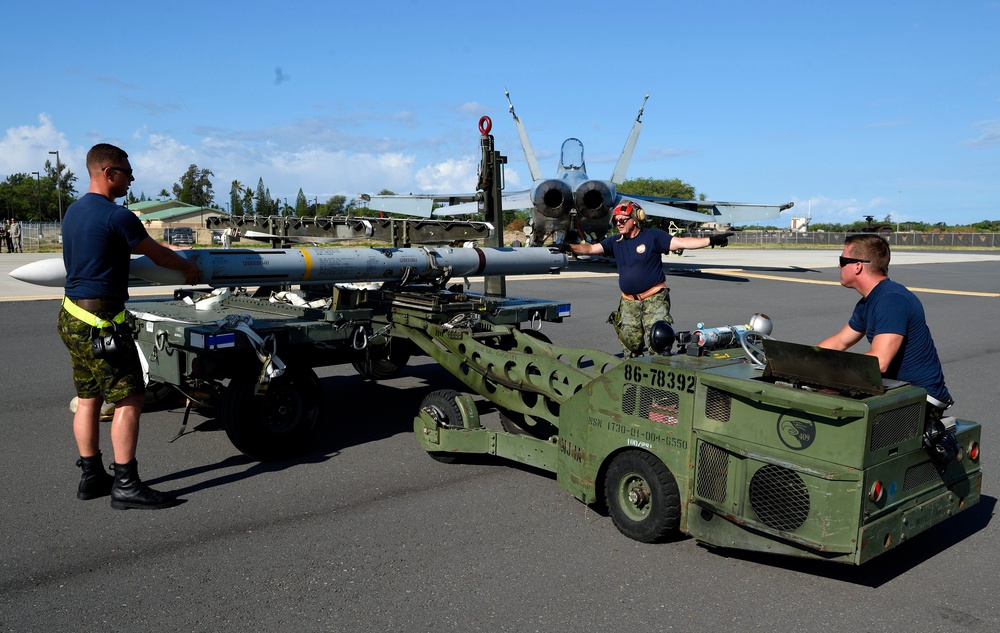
xmin=556 ymin=201 xmax=731 ymax=357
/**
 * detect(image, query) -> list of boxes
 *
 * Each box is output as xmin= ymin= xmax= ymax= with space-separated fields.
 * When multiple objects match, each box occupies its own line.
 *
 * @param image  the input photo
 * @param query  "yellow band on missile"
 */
xmin=301 ymin=249 xmax=313 ymax=281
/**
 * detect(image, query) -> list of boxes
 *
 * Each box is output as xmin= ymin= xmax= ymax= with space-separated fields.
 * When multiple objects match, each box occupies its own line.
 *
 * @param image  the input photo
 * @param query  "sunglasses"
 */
xmin=839 ymin=256 xmax=870 ymax=267
xmin=106 ymin=167 xmax=133 ymax=176
xmin=613 ymin=216 xmax=631 ymax=225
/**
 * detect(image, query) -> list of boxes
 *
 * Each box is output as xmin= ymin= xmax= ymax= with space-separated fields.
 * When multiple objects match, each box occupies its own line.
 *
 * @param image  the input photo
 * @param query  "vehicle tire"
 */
xmin=604 ymin=450 xmax=680 ymax=543
xmin=221 ymin=367 xmax=323 ymax=461
xmin=352 ymin=338 xmax=412 ymax=381
xmin=421 ymin=389 xmax=466 ymax=463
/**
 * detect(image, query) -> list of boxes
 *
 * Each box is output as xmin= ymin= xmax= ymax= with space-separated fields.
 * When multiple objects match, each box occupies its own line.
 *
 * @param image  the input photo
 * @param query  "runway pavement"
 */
xmin=1 ymin=248 xmax=998 ymax=632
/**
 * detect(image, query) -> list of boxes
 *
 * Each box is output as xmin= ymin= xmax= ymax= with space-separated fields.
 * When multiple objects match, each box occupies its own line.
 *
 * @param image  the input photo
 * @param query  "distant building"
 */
xmin=127 ymin=200 xmax=227 ymax=244
xmin=790 ymin=217 xmax=810 ymax=232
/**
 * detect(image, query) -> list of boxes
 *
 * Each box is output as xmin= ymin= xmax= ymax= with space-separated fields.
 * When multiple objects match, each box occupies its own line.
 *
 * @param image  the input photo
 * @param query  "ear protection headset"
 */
xmin=90 ymin=323 xmax=127 ymax=363
xmin=613 ymin=201 xmax=646 ymax=223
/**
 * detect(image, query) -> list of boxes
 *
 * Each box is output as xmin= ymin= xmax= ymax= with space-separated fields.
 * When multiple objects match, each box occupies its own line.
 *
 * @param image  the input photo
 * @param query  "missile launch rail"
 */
xmin=406 ymin=317 xmax=983 ymax=565
xmin=205 ymin=214 xmax=498 ymax=248
xmin=127 ymin=282 xmax=568 ymax=461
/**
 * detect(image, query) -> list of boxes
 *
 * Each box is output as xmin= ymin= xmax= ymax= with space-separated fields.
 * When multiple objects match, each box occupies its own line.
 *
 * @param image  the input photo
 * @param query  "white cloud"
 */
xmin=965 ymin=119 xmax=1000 ymax=148
xmin=414 ymin=157 xmax=479 ymax=193
xmin=0 ymin=114 xmax=71 ymax=176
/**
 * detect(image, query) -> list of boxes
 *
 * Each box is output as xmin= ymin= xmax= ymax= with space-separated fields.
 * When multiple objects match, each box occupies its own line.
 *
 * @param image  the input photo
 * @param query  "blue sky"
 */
xmin=3 ymin=1 xmax=998 ymax=226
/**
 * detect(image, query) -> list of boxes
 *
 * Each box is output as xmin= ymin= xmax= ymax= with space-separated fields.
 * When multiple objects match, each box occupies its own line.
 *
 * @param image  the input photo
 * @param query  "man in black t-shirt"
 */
xmin=59 ymin=143 xmax=200 ymax=510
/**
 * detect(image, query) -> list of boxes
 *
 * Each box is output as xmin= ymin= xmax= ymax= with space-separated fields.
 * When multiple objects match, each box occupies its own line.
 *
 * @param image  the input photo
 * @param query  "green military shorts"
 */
xmin=57 ymin=307 xmax=145 ymax=403
xmin=610 ymin=288 xmax=672 ymax=358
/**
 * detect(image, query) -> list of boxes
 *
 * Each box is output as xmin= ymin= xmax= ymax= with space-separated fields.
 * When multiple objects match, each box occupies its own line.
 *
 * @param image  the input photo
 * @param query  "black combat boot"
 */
xmin=110 ymin=459 xmax=178 ymax=510
xmin=76 ymin=453 xmax=114 ymax=500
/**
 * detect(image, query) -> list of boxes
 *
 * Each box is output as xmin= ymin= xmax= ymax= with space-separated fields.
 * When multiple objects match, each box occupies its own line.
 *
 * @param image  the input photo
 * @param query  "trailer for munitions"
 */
xmin=405 ymin=315 xmax=982 ymax=565
xmin=124 ymin=117 xmax=570 ymax=461
xmin=128 ymin=277 xmax=568 ymax=461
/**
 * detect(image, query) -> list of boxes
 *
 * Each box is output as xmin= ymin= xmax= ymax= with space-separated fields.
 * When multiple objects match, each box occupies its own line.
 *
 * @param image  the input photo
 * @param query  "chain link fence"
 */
xmin=8 ymin=221 xmax=62 ymax=252
xmin=728 ymin=230 xmax=999 ymax=248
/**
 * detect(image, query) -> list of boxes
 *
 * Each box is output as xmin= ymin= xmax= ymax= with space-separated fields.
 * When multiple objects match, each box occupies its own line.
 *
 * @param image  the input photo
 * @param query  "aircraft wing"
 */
xmin=431 ymin=190 xmax=533 ymax=217
xmin=364 ymin=190 xmax=533 ymax=218
xmin=364 ymin=193 xmax=478 ymax=218
xmin=627 ymin=195 xmax=794 ymax=225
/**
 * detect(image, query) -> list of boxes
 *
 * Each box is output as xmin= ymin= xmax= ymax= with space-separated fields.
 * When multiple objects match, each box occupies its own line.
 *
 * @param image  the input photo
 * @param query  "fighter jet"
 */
xmin=362 ymin=90 xmax=793 ymax=246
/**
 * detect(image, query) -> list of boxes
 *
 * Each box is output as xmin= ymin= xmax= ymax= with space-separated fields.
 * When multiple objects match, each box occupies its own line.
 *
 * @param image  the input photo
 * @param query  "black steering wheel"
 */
xmin=740 ymin=330 xmax=772 ymax=367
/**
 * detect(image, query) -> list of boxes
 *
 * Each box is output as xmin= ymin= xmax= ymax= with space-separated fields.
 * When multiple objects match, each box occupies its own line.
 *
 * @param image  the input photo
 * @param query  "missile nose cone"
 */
xmin=9 ymin=258 xmax=67 ymax=287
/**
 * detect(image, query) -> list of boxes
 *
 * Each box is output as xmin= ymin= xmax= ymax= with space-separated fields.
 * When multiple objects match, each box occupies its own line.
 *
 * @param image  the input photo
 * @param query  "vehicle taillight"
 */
xmin=968 ymin=441 xmax=980 ymax=462
xmin=868 ymin=480 xmax=884 ymax=503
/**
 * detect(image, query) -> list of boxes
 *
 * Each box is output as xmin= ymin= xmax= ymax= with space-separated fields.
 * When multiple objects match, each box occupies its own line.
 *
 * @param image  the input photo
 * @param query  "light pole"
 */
xmin=31 ymin=171 xmax=41 ymax=219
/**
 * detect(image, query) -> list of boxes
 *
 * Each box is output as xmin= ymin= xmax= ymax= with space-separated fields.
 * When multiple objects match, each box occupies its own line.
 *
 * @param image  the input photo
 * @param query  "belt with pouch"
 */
xmin=622 ymin=283 xmax=667 ymax=301
xmin=62 ymin=297 xmax=126 ymax=329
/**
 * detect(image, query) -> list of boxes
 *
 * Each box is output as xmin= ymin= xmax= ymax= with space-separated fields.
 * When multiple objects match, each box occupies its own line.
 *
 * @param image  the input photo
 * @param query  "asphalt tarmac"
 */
xmin=1 ymin=248 xmax=998 ymax=632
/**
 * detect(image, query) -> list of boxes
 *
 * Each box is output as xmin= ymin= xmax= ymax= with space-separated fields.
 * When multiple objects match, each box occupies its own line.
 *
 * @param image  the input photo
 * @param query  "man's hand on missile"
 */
xmin=549 ymin=242 xmax=573 ymax=254
xmin=708 ymin=232 xmax=735 ymax=248
xmin=182 ymin=253 xmax=202 ymax=285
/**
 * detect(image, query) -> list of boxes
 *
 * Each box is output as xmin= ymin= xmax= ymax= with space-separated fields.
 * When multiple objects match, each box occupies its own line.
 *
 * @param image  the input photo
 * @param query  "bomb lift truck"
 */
xmin=406 ymin=316 xmax=982 ymax=565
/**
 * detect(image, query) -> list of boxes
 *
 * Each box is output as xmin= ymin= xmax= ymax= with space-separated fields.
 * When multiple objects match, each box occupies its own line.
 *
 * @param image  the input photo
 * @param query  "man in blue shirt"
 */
xmin=557 ymin=201 xmax=730 ymax=357
xmin=59 ymin=143 xmax=201 ymax=509
xmin=819 ymin=234 xmax=957 ymax=464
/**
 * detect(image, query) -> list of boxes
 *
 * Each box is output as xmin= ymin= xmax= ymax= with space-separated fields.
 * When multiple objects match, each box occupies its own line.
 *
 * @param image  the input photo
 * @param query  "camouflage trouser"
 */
xmin=57 ymin=307 xmax=144 ymax=403
xmin=608 ymin=288 xmax=672 ymax=358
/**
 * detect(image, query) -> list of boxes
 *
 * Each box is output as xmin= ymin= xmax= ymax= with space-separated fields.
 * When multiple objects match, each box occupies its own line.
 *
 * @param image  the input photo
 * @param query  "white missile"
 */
xmin=10 ymin=247 xmax=568 ymax=288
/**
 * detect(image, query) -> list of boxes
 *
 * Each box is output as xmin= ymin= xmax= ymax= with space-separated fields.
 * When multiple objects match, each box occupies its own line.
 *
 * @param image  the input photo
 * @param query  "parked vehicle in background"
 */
xmin=163 ymin=227 xmax=194 ymax=245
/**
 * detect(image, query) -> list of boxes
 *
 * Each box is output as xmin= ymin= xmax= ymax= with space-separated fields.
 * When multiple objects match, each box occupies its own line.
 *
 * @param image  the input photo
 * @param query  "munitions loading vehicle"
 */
xmin=113 ymin=117 xmax=979 ymax=564
xmin=407 ymin=316 xmax=982 ymax=565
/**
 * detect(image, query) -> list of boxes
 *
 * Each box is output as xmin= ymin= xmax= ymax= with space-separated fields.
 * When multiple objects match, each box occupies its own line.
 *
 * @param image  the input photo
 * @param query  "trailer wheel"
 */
xmin=352 ymin=339 xmax=412 ymax=381
xmin=222 ymin=367 xmax=323 ymax=461
xmin=420 ymin=389 xmax=466 ymax=463
xmin=605 ymin=451 xmax=680 ymax=543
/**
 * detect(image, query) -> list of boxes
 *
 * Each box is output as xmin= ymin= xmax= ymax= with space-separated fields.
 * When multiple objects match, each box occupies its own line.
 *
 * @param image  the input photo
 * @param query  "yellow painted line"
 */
xmin=513 ymin=268 xmax=1000 ymax=297
xmin=708 ymin=270 xmax=1000 ymax=297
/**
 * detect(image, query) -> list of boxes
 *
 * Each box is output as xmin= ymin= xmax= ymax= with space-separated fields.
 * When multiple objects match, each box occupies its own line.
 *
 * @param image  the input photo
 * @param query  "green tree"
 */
xmin=254 ymin=178 xmax=271 ymax=216
xmin=618 ymin=177 xmax=708 ymax=229
xmin=172 ymin=164 xmax=216 ymax=207
xmin=971 ymin=219 xmax=1000 ymax=232
xmin=158 ymin=188 xmax=171 ymax=200
xmin=241 ymin=186 xmax=254 ymax=216
xmin=1 ymin=174 xmax=39 ymax=220
xmin=43 ymin=158 xmax=79 ymax=212
xmin=229 ymin=180 xmax=245 ymax=215
xmin=323 ymin=195 xmax=346 ymax=216
xmin=294 ymin=188 xmax=308 ymax=216
xmin=619 ymin=177 xmax=700 ymax=200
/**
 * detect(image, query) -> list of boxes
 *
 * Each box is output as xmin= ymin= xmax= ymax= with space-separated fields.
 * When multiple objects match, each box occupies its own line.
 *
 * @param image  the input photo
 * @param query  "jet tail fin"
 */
xmin=610 ymin=92 xmax=649 ymax=184
xmin=505 ymin=87 xmax=543 ymax=181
